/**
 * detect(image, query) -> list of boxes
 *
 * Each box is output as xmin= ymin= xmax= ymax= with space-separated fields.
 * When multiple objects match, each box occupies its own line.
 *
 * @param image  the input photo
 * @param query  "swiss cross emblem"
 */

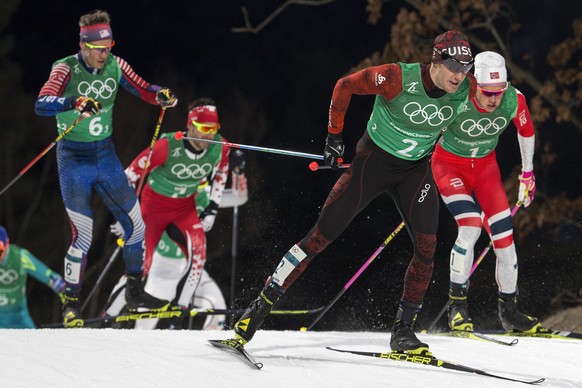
xmin=490 ymin=72 xmax=500 ymax=79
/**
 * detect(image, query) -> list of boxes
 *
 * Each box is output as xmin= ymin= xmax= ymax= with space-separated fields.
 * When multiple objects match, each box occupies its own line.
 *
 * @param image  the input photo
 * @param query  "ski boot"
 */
xmin=125 ymin=274 xmax=170 ymax=312
xmin=234 ymin=281 xmax=285 ymax=345
xmin=448 ymin=282 xmax=474 ymax=332
xmin=498 ymin=292 xmax=539 ymax=332
xmin=62 ymin=294 xmax=84 ymax=328
xmin=390 ymin=300 xmax=430 ymax=354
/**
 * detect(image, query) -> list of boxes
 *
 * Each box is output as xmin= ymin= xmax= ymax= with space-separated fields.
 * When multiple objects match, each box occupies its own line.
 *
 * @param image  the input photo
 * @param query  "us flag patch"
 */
xmin=490 ymin=72 xmax=500 ymax=79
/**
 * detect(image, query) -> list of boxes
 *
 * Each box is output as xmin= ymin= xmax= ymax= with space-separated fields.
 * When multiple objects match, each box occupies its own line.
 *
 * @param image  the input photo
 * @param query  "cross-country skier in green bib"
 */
xmin=222 ymin=31 xmax=477 ymax=355
xmin=107 ymin=98 xmax=230 ymax=322
xmin=34 ymin=9 xmax=176 ymax=327
xmin=105 ymin=154 xmax=248 ymax=330
xmin=432 ymin=51 xmax=539 ymax=333
xmin=0 ymin=226 xmax=65 ymax=328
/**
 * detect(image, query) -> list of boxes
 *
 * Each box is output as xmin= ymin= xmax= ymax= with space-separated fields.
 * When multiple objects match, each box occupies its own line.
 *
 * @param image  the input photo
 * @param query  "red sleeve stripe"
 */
xmin=115 ymin=56 xmax=151 ymax=89
xmin=38 ymin=63 xmax=71 ymax=96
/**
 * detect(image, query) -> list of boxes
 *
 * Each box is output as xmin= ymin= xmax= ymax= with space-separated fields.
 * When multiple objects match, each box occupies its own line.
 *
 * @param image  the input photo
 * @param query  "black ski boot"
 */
xmin=390 ymin=301 xmax=430 ymax=354
xmin=125 ymin=274 xmax=170 ymax=312
xmin=448 ymin=282 xmax=473 ymax=332
xmin=62 ymin=292 xmax=84 ymax=328
xmin=498 ymin=292 xmax=539 ymax=332
xmin=234 ymin=282 xmax=285 ymax=345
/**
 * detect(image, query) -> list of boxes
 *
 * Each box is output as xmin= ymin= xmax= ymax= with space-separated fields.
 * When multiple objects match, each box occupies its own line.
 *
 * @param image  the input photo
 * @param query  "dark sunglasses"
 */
xmin=440 ymin=51 xmax=474 ymax=74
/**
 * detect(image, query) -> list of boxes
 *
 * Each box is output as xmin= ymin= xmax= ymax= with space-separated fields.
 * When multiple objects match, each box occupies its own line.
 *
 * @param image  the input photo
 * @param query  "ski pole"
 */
xmin=426 ymin=201 xmax=523 ymax=333
xmin=306 ymin=221 xmax=406 ymax=331
xmin=136 ymin=107 xmax=166 ymax=195
xmin=81 ymin=239 xmax=124 ymax=312
xmin=0 ymin=115 xmax=84 ymax=197
xmin=174 ymin=132 xmax=333 ymax=161
xmin=309 ymin=162 xmax=351 ymax=171
xmin=229 ymin=150 xmax=245 ymax=328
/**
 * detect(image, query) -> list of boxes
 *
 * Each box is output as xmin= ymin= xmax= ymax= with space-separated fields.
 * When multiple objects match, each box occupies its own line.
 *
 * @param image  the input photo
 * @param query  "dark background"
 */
xmin=2 ymin=0 xmax=581 ymax=331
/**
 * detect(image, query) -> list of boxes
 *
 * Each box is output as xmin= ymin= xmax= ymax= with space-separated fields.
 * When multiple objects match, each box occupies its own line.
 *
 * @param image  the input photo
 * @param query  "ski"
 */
xmin=326 ymin=347 xmax=545 ymax=385
xmin=42 ymin=305 xmax=325 ymax=328
xmin=209 ymin=339 xmax=263 ymax=370
xmin=492 ymin=328 xmax=582 ymax=340
xmin=425 ymin=330 xmax=518 ymax=346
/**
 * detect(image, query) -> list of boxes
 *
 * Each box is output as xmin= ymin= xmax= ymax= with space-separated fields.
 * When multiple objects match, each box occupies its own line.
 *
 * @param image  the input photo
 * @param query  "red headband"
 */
xmin=80 ymin=24 xmax=113 ymax=42
xmin=187 ymin=105 xmax=219 ymax=125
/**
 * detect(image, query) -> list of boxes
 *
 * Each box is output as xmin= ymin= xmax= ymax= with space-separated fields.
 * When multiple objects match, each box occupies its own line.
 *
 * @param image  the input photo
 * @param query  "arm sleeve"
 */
xmin=116 ymin=56 xmax=162 ymax=105
xmin=20 ymin=249 xmax=61 ymax=291
xmin=513 ymin=90 xmax=535 ymax=171
xmin=35 ymin=62 xmax=77 ymax=116
xmin=208 ymin=145 xmax=231 ymax=206
xmin=328 ymin=64 xmax=403 ymax=135
xmin=125 ymin=138 xmax=170 ymax=184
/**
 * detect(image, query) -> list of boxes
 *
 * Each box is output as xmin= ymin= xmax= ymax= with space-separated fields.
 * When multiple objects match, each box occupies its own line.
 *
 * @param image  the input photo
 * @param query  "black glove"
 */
xmin=200 ymin=200 xmax=219 ymax=232
xmin=156 ymin=87 xmax=178 ymax=108
xmin=230 ymin=150 xmax=245 ymax=175
xmin=323 ymin=133 xmax=344 ymax=169
xmin=75 ymin=96 xmax=102 ymax=116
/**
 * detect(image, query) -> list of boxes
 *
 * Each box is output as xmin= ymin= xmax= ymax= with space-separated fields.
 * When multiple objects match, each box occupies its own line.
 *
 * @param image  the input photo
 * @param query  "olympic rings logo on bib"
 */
xmin=403 ymin=102 xmax=454 ymax=127
xmin=171 ymin=163 xmax=213 ymax=179
xmin=0 ymin=269 xmax=19 ymax=285
xmin=77 ymin=78 xmax=117 ymax=99
xmin=460 ymin=117 xmax=507 ymax=137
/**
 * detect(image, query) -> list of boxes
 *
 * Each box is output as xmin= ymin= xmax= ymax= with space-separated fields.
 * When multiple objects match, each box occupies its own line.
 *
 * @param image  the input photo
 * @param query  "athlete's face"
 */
xmin=475 ymin=84 xmax=507 ymax=112
xmin=80 ymin=38 xmax=114 ymax=69
xmin=431 ymin=63 xmax=468 ymax=93
xmin=186 ymin=121 xmax=218 ymax=150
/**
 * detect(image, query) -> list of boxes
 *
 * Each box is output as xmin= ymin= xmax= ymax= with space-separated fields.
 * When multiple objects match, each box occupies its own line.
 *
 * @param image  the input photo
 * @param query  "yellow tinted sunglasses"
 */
xmin=192 ymin=120 xmax=220 ymax=134
xmin=85 ymin=40 xmax=116 ymax=53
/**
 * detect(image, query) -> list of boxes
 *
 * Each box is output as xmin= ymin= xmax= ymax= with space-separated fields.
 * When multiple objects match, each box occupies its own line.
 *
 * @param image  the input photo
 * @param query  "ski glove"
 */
xmin=156 ymin=87 xmax=178 ymax=108
xmin=110 ymin=221 xmax=125 ymax=238
xmin=75 ymin=96 xmax=102 ymax=117
xmin=518 ymin=170 xmax=536 ymax=207
xmin=200 ymin=200 xmax=219 ymax=232
xmin=323 ymin=133 xmax=344 ymax=170
xmin=125 ymin=167 xmax=139 ymax=189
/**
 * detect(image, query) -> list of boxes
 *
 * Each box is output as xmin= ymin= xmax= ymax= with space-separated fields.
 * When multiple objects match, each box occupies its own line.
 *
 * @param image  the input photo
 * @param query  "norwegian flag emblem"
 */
xmin=490 ymin=72 xmax=500 ymax=79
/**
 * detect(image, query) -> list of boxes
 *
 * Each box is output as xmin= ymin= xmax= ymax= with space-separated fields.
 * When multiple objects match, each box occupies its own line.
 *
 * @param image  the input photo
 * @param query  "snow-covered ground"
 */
xmin=2 ymin=329 xmax=580 ymax=387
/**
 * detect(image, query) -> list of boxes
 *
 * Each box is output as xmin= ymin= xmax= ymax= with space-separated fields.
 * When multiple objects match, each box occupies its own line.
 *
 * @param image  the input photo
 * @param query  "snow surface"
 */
xmin=2 ymin=329 xmax=581 ymax=387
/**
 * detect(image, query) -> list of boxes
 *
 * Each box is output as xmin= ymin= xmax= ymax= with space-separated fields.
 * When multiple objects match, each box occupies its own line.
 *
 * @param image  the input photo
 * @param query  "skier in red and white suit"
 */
xmin=431 ymin=51 xmax=539 ymax=333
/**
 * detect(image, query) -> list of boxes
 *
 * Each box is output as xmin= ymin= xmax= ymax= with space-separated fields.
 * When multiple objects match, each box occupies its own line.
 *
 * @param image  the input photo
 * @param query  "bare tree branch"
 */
xmin=232 ymin=0 xmax=338 ymax=34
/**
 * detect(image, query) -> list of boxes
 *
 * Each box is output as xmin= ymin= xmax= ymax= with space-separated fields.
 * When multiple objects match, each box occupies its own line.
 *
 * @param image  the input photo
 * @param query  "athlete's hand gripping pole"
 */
xmin=305 ymin=221 xmax=406 ymax=331
xmin=0 ymin=115 xmax=85 ymax=197
xmin=426 ymin=200 xmax=524 ymax=333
